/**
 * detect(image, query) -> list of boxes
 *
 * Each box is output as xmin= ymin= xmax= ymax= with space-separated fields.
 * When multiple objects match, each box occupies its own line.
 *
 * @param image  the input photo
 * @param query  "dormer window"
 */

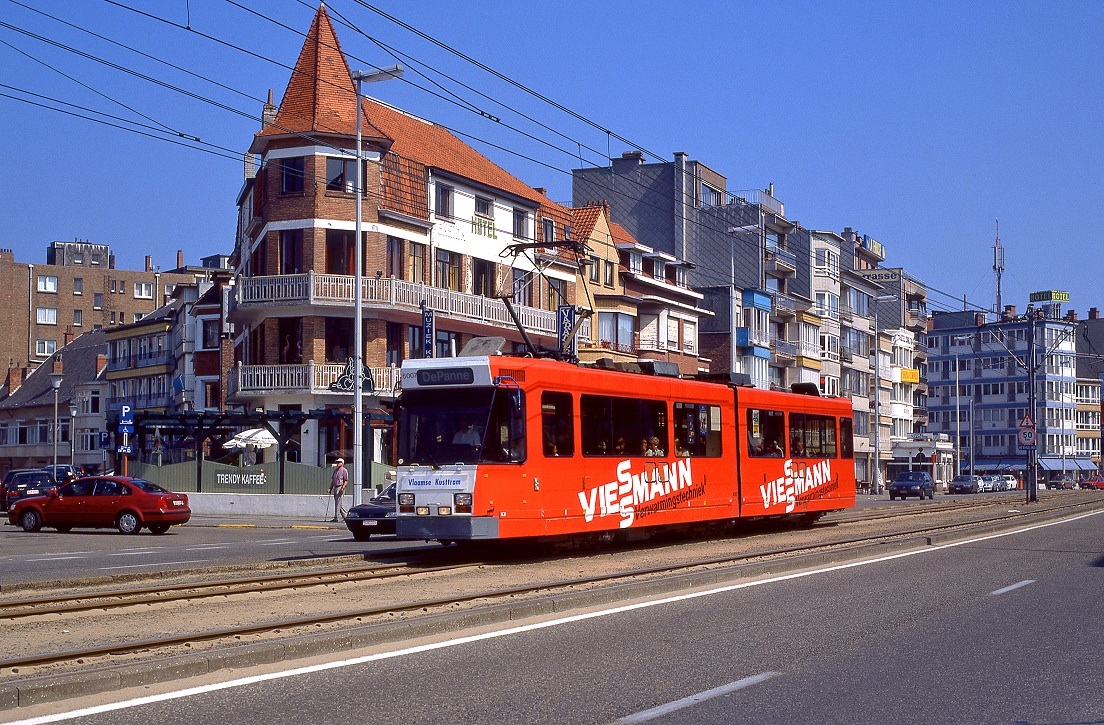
xmin=628 ymin=252 xmax=642 ymax=275
xmin=701 ymin=183 xmax=722 ymax=206
xmin=676 ymin=267 xmax=688 ymax=287
xmin=653 ymin=260 xmax=666 ymax=280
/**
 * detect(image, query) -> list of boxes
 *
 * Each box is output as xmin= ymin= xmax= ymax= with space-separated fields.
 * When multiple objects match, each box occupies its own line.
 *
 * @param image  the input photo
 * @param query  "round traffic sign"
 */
xmin=1018 ymin=427 xmax=1036 ymax=446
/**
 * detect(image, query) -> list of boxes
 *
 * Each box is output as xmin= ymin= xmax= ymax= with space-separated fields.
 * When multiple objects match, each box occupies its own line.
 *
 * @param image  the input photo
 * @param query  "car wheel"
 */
xmin=352 ymin=530 xmax=372 ymax=542
xmin=148 ymin=524 xmax=170 ymax=535
xmin=55 ymin=526 xmax=71 ymax=533
xmin=20 ymin=508 xmax=42 ymax=532
xmin=116 ymin=511 xmax=141 ymax=535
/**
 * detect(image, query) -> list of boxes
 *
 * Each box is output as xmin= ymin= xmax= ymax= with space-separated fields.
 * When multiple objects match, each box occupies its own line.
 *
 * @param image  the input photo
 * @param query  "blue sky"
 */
xmin=0 ymin=1 xmax=1100 ymax=316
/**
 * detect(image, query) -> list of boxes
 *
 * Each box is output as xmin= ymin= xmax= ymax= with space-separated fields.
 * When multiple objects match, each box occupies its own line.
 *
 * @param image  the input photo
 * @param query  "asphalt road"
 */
xmin=0 ymin=518 xmax=427 ymax=587
xmin=0 ymin=490 xmax=1024 ymax=587
xmin=21 ymin=505 xmax=1104 ymax=724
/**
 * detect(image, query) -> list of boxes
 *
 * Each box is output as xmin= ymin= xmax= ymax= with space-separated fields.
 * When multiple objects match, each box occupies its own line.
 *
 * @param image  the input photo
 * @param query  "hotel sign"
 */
xmin=1029 ymin=290 xmax=1069 ymax=303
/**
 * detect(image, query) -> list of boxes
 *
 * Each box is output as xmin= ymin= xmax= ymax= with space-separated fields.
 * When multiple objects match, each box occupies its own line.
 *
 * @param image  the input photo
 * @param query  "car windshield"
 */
xmin=129 ymin=479 xmax=169 ymax=494
xmin=398 ymin=387 xmax=526 ymax=466
xmin=896 ymin=473 xmax=924 ymax=481
xmin=952 ymin=476 xmax=971 ymax=482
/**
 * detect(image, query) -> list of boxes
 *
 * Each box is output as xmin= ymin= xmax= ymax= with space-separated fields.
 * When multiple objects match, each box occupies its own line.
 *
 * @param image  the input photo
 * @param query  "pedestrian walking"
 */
xmin=329 ymin=458 xmax=348 ymax=522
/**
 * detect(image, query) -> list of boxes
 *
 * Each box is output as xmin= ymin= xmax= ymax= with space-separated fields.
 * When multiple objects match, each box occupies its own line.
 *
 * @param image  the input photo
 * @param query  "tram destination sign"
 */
xmin=416 ymin=367 xmax=475 ymax=386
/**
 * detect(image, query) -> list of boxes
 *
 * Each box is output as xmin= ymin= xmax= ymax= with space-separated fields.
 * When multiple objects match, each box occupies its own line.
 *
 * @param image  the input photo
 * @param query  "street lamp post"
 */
xmin=69 ymin=402 xmax=78 ymax=466
xmin=350 ymin=64 xmax=403 ymax=508
xmin=50 ymin=372 xmax=62 ymax=472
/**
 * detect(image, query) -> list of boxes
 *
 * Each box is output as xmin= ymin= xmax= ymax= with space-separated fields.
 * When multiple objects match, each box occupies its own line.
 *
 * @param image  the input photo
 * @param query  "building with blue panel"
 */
xmin=926 ymin=293 xmax=1086 ymax=485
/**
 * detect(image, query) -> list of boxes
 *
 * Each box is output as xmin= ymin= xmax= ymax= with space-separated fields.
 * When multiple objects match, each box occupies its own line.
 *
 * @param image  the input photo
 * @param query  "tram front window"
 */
xmin=398 ymin=388 xmax=526 ymax=465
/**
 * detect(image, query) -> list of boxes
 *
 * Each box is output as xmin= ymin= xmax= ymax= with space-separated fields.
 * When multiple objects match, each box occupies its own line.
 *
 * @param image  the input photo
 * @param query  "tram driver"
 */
xmin=452 ymin=419 xmax=482 ymax=447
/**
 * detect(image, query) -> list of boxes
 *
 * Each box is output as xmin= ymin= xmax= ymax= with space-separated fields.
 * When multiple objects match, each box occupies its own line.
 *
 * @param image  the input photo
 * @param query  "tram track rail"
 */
xmin=0 ymin=492 xmax=1051 ymax=621
xmin=2 ymin=496 xmax=1101 ymax=673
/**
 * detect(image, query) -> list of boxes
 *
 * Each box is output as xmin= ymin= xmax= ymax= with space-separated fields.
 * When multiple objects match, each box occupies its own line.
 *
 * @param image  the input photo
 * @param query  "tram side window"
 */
xmin=840 ymin=417 xmax=854 ymax=459
xmin=790 ymin=413 xmax=838 ymax=458
xmin=746 ymin=409 xmax=786 ymax=457
xmin=580 ymin=395 xmax=668 ymax=456
xmin=541 ymin=391 xmax=574 ymax=457
xmin=673 ymin=402 xmax=722 ymax=457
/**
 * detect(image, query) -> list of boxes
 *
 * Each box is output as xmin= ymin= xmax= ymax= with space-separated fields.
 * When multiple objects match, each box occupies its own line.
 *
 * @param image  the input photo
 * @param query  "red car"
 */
xmin=8 ymin=476 xmax=190 ymax=535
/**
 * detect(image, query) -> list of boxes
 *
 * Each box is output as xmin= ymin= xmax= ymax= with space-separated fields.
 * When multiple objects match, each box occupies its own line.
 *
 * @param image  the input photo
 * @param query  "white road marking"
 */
xmin=23 ymin=556 xmax=85 ymax=562
xmin=98 ymin=560 xmax=207 ymax=571
xmin=614 ymin=672 xmax=780 ymax=723
xmin=184 ymin=545 xmax=231 ymax=551
xmin=12 ymin=508 xmax=1103 ymax=725
xmin=109 ymin=550 xmax=157 ymax=557
xmin=257 ymin=540 xmax=295 ymax=546
xmin=990 ymin=579 xmax=1035 ymax=596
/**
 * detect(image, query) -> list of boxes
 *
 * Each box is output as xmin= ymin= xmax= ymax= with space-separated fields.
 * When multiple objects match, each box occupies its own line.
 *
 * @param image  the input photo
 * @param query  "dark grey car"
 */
xmin=889 ymin=471 xmax=935 ymax=500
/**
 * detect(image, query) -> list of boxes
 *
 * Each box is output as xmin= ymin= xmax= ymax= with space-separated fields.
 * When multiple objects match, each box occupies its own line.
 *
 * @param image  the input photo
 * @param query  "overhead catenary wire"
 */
xmin=3 ymin=1 xmax=985 ymax=314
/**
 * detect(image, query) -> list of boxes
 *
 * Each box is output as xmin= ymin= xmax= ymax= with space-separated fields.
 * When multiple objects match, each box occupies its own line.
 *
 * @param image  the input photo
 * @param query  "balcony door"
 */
xmin=326 ymin=230 xmax=356 ymax=276
xmin=280 ymin=230 xmax=305 ymax=275
xmin=278 ymin=318 xmax=302 ymax=364
xmin=472 ymin=258 xmax=495 ymax=298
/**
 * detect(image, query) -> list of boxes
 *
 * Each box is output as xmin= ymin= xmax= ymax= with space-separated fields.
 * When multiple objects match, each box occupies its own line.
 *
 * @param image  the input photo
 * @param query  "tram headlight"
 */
xmin=454 ymin=493 xmax=472 ymax=514
xmin=437 ymin=506 xmax=452 ymax=516
xmin=416 ymin=506 xmax=430 ymax=516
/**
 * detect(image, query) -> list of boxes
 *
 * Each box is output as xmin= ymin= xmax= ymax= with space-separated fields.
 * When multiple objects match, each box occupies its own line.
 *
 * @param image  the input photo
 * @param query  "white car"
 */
xmin=999 ymin=474 xmax=1017 ymax=491
xmin=979 ymin=475 xmax=998 ymax=492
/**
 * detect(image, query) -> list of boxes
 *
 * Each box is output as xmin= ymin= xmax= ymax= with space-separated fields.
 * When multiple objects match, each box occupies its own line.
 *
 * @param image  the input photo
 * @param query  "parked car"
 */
xmin=8 ymin=476 xmax=190 ymax=534
xmin=1050 ymin=477 xmax=1075 ymax=490
xmin=344 ymin=483 xmax=396 ymax=541
xmin=948 ymin=475 xmax=982 ymax=494
xmin=42 ymin=464 xmax=82 ymax=482
xmin=980 ymin=475 xmax=1002 ymax=492
xmin=888 ymin=471 xmax=935 ymax=500
xmin=1 ymin=469 xmax=58 ymax=511
xmin=999 ymin=474 xmax=1018 ymax=491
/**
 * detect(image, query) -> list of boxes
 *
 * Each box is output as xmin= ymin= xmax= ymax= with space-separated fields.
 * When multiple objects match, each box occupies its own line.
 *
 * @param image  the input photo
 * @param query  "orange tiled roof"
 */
xmin=255 ymin=5 xmax=386 ymax=143
xmin=571 ymin=204 xmax=604 ymax=243
xmin=256 ymin=5 xmax=564 ymax=213
xmin=608 ymin=220 xmax=642 ymax=248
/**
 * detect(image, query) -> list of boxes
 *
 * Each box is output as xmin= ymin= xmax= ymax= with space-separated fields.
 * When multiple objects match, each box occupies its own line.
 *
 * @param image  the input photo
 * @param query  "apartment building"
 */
xmin=926 ymin=294 xmax=1088 ymax=483
xmin=0 ymin=330 xmax=108 ymax=476
xmin=573 ymin=153 xmax=817 ymax=390
xmin=0 ymin=242 xmax=212 ymax=378
xmin=228 ymin=6 xmax=587 ymax=467
xmin=572 ymin=203 xmax=706 ymax=375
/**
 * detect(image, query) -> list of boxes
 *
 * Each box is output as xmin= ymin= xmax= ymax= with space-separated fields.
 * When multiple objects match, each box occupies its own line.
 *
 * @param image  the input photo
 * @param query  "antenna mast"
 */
xmin=993 ymin=217 xmax=1004 ymax=314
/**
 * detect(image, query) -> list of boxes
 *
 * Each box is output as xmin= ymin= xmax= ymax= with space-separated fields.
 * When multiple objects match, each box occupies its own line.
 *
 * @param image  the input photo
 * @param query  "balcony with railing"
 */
xmin=770 ymin=291 xmax=798 ymax=318
xmin=234 ymin=273 xmax=589 ymax=341
xmin=106 ymin=394 xmax=172 ymax=411
xmin=735 ymin=326 xmax=771 ymax=348
xmin=729 ymin=188 xmax=784 ymax=216
xmin=106 ymin=352 xmax=171 ymax=372
xmin=227 ymin=363 xmax=402 ymax=401
xmin=770 ymin=337 xmax=797 ymax=365
xmin=764 ymin=243 xmax=797 ymax=276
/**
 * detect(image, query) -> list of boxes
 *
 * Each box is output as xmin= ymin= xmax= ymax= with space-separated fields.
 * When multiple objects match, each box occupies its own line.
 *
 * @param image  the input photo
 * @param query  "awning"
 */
xmin=983 ymin=459 xmax=1027 ymax=471
xmin=1037 ymin=458 xmax=1095 ymax=471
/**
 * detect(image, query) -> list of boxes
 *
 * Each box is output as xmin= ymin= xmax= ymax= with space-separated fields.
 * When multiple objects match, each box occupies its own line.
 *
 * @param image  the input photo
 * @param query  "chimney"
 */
xmin=262 ymin=89 xmax=278 ymax=127
xmin=533 ymin=187 xmax=546 ymax=196
xmin=177 ymin=250 xmax=184 ymax=269
xmin=52 ymin=354 xmax=63 ymax=375
xmin=1003 ymin=304 xmax=1016 ymax=320
xmin=244 ymin=152 xmax=257 ymax=180
xmin=1090 ymin=307 xmax=1100 ymax=320
xmin=145 ymin=255 xmax=153 ymax=272
xmin=63 ymin=327 xmax=74 ymax=346
xmin=6 ymin=365 xmax=24 ymax=394
xmin=1065 ymin=310 xmax=1078 ymax=322
xmin=96 ymin=354 xmax=108 ymax=374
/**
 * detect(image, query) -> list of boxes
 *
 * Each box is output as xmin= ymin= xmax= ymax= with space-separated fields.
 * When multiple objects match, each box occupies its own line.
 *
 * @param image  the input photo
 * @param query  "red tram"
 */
xmin=394 ymin=354 xmax=856 ymax=543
